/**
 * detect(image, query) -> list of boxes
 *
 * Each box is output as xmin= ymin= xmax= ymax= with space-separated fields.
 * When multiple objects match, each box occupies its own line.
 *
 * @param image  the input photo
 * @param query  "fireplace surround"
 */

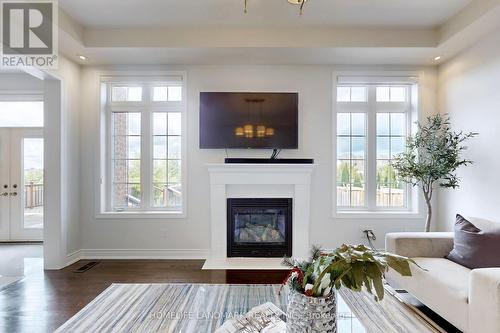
xmin=204 ymin=163 xmax=314 ymax=269
xmin=227 ymin=198 xmax=292 ymax=257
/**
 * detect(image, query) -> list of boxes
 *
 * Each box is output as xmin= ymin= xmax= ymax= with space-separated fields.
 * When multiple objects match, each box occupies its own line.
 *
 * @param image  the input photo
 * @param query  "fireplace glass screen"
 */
xmin=234 ymin=208 xmax=286 ymax=244
xmin=227 ymin=198 xmax=292 ymax=257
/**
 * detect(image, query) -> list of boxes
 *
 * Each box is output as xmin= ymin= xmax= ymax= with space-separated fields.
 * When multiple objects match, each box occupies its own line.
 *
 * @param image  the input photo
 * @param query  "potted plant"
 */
xmin=391 ymin=114 xmax=477 ymax=232
xmin=282 ymin=245 xmax=418 ymax=333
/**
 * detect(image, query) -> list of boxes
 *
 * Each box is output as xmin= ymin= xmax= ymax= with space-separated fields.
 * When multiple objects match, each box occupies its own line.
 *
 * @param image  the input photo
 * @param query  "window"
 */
xmin=100 ymin=76 xmax=185 ymax=215
xmin=152 ymin=112 xmax=182 ymax=208
xmin=0 ymin=98 xmax=43 ymax=127
xmin=335 ymin=81 xmax=416 ymax=213
xmin=111 ymin=112 xmax=141 ymax=209
xmin=376 ymin=112 xmax=406 ymax=207
xmin=112 ymin=86 xmax=142 ymax=102
xmin=336 ymin=113 xmax=366 ymax=207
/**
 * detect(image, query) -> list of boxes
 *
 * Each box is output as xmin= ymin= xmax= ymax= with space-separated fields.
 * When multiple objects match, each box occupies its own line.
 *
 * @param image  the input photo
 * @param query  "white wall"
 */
xmin=53 ymin=57 xmax=82 ymax=256
xmin=0 ymin=73 xmax=43 ymax=91
xmin=43 ymin=56 xmax=82 ymax=268
xmin=80 ymin=65 xmax=436 ymax=254
xmin=437 ymin=31 xmax=500 ymax=230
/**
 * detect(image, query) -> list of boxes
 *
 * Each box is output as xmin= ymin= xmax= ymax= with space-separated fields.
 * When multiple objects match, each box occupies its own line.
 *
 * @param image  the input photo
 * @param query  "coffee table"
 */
xmin=56 ymin=284 xmax=440 ymax=333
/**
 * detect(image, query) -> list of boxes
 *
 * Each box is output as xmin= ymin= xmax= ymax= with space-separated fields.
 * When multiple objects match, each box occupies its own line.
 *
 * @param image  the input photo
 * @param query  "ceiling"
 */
xmin=56 ymin=0 xmax=500 ymax=66
xmin=67 ymin=47 xmax=438 ymax=66
xmin=59 ymin=0 xmax=471 ymax=28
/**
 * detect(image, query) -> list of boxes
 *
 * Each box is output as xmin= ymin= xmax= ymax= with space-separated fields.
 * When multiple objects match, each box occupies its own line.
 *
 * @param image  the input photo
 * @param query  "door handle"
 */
xmin=9 ymin=192 xmax=17 ymax=197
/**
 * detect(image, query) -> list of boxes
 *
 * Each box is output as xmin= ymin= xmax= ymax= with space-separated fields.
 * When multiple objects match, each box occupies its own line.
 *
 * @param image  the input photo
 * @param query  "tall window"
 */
xmin=102 ymin=76 xmax=185 ymax=214
xmin=335 ymin=80 xmax=415 ymax=212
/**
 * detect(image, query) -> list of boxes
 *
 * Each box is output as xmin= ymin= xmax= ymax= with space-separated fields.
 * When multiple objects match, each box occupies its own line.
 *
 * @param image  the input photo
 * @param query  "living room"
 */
xmin=0 ymin=1 xmax=499 ymax=332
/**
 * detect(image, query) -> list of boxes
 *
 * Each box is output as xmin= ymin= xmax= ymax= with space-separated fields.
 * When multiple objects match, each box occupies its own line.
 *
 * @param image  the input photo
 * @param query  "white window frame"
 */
xmin=332 ymin=72 xmax=424 ymax=219
xmin=96 ymin=72 xmax=187 ymax=219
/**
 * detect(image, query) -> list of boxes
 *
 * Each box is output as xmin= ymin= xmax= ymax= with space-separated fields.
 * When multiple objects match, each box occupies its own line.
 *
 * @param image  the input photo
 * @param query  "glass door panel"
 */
xmin=23 ymin=138 xmax=44 ymax=229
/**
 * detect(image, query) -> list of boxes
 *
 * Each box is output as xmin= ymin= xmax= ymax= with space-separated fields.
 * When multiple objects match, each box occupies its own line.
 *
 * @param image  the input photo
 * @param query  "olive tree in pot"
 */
xmin=391 ymin=114 xmax=477 ymax=232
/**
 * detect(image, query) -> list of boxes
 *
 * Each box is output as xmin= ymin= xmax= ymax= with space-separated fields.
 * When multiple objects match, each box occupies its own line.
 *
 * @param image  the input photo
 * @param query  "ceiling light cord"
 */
xmin=244 ymin=0 xmax=247 ymax=14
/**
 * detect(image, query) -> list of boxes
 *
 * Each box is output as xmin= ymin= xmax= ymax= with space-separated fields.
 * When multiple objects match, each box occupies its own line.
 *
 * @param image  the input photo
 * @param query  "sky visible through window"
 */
xmin=24 ymin=138 xmax=43 ymax=170
xmin=0 ymin=101 xmax=44 ymax=127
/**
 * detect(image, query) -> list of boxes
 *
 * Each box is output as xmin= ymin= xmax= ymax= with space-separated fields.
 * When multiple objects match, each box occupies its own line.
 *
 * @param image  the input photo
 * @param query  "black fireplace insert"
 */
xmin=227 ymin=198 xmax=292 ymax=257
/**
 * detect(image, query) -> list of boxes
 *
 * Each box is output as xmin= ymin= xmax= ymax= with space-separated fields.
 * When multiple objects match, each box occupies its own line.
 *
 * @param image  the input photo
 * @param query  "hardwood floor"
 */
xmin=0 ymin=259 xmax=289 ymax=333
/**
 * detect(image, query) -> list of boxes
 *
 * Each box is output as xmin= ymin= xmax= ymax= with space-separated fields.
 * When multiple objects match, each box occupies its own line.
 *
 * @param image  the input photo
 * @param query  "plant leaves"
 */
xmin=285 ymin=244 xmax=422 ymax=302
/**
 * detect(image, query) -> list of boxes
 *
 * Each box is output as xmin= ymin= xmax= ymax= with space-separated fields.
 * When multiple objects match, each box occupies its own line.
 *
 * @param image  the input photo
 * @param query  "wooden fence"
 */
xmin=337 ymin=186 xmax=404 ymax=207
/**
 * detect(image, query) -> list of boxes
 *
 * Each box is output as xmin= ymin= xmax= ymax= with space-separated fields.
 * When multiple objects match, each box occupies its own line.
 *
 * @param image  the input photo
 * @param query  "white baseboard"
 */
xmin=78 ymin=248 xmax=210 ymax=260
xmin=65 ymin=249 xmax=82 ymax=267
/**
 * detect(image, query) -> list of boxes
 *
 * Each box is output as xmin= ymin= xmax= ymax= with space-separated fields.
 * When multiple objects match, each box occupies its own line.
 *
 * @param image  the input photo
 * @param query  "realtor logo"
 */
xmin=1 ymin=0 xmax=58 ymax=68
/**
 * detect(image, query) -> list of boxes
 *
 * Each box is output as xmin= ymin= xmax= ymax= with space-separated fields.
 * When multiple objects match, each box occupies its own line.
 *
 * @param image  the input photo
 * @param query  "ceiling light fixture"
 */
xmin=244 ymin=0 xmax=308 ymax=15
xmin=79 ymin=55 xmax=88 ymax=61
xmin=434 ymin=56 xmax=441 ymax=61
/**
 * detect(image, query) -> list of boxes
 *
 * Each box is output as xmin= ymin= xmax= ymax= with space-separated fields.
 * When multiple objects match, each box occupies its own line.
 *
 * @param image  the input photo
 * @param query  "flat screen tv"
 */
xmin=200 ymin=92 xmax=298 ymax=149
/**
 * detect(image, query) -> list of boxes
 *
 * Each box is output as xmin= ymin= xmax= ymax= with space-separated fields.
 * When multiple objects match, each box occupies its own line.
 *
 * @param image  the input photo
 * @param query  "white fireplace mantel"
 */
xmin=204 ymin=163 xmax=315 ymax=269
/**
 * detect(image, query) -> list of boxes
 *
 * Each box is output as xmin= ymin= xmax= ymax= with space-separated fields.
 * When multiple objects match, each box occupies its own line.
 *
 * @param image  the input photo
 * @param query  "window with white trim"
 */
xmin=335 ymin=78 xmax=417 ymax=213
xmin=100 ymin=75 xmax=185 ymax=215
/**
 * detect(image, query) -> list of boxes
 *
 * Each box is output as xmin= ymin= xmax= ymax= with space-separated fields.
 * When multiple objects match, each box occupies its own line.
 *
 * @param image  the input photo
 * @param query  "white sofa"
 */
xmin=385 ymin=232 xmax=500 ymax=333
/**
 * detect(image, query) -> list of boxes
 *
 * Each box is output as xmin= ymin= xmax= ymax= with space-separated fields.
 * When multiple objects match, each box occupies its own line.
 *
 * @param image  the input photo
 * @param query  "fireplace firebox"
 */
xmin=227 ymin=198 xmax=292 ymax=257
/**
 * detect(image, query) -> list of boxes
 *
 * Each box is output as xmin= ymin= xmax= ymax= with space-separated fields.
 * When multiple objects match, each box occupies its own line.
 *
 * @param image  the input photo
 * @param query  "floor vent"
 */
xmin=73 ymin=261 xmax=99 ymax=273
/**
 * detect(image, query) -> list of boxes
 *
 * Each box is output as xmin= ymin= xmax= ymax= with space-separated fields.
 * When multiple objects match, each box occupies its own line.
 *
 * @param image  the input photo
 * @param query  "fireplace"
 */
xmin=227 ymin=198 xmax=292 ymax=257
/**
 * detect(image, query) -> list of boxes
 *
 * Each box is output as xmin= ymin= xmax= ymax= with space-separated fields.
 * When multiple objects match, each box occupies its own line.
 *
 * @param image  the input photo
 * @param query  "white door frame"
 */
xmin=18 ymin=68 xmax=68 ymax=269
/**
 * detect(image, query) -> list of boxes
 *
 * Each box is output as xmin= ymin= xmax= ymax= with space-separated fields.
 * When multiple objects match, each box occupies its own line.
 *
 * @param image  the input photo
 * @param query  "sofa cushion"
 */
xmin=386 ymin=257 xmax=470 ymax=332
xmin=447 ymin=214 xmax=500 ymax=269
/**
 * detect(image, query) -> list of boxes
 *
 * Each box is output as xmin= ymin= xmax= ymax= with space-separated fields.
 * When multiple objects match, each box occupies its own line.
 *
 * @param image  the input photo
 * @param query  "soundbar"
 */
xmin=224 ymin=158 xmax=314 ymax=164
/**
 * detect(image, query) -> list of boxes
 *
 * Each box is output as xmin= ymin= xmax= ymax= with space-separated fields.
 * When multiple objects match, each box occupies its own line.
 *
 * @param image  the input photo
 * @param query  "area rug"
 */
xmin=56 ymin=283 xmax=442 ymax=333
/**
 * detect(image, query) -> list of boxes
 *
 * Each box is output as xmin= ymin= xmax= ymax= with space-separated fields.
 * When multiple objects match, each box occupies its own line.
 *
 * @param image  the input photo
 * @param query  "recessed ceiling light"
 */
xmin=434 ymin=56 xmax=441 ymax=61
xmin=78 ymin=55 xmax=88 ymax=61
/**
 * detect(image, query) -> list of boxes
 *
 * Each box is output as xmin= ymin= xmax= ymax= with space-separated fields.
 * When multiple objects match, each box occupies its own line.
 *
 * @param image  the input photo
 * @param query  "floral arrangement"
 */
xmin=282 ymin=244 xmax=418 ymax=301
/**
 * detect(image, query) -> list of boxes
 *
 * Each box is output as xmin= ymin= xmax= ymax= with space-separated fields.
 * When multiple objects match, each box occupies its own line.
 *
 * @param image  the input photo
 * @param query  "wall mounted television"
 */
xmin=199 ymin=92 xmax=298 ymax=149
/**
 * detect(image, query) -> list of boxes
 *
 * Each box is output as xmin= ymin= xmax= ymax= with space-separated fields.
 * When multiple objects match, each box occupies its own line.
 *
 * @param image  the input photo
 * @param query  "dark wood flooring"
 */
xmin=0 ymin=259 xmax=289 ymax=333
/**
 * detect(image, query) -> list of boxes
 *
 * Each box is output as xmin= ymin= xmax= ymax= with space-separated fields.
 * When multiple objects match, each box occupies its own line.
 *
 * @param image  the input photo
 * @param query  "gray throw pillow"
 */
xmin=447 ymin=214 xmax=500 ymax=269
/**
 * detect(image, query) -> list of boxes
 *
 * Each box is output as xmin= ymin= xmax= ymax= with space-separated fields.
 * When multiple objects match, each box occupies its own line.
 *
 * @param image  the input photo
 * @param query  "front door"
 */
xmin=0 ymin=128 xmax=44 ymax=241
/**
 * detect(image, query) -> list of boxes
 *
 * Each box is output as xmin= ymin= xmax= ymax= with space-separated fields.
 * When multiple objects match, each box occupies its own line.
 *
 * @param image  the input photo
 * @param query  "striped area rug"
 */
xmin=56 ymin=284 xmax=441 ymax=333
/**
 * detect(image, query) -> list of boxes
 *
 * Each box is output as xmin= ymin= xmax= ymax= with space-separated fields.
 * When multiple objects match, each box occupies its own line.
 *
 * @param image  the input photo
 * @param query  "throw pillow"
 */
xmin=447 ymin=214 xmax=500 ymax=269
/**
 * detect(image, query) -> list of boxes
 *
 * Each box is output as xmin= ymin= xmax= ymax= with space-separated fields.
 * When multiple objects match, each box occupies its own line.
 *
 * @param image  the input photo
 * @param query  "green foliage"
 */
xmin=390 ymin=114 xmax=476 ymax=231
xmin=24 ymin=169 xmax=43 ymax=184
xmin=337 ymin=161 xmax=363 ymax=187
xmin=152 ymin=161 xmax=181 ymax=184
xmin=283 ymin=244 xmax=419 ymax=301
xmin=376 ymin=164 xmax=404 ymax=189
xmin=391 ymin=114 xmax=477 ymax=193
xmin=376 ymin=163 xmax=394 ymax=185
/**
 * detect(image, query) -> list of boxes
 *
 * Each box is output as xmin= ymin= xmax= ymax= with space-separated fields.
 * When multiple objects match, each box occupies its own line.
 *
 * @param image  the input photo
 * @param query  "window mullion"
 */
xmin=366 ymin=86 xmax=377 ymax=210
xmin=141 ymin=86 xmax=152 ymax=210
